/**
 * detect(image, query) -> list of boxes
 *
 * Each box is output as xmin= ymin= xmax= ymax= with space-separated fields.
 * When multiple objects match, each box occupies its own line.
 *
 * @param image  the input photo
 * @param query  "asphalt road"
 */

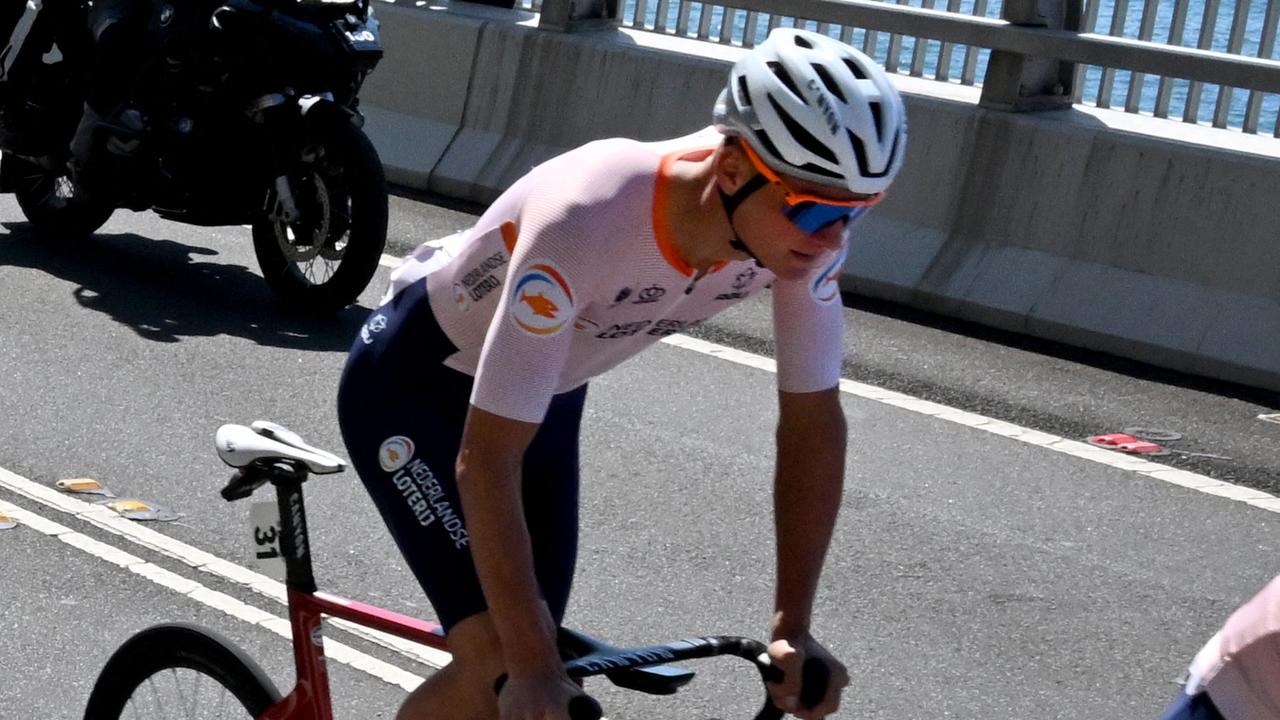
xmin=0 ymin=190 xmax=1277 ymax=720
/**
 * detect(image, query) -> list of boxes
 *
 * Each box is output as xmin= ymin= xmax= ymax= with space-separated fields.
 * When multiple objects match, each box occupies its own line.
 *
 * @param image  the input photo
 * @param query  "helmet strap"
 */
xmin=717 ymin=173 xmax=768 ymax=268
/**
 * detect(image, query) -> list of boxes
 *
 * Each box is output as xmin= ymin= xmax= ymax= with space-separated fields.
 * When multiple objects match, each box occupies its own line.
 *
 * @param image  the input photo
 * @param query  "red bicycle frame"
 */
xmin=260 ymin=587 xmax=449 ymax=720
xmin=222 ymin=445 xmax=812 ymax=720
xmin=225 ymin=463 xmax=452 ymax=720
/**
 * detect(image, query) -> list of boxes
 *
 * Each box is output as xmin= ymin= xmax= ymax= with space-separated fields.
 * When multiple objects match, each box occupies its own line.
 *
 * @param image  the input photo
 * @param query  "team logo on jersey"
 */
xmin=509 ymin=259 xmax=575 ymax=336
xmin=359 ymin=313 xmax=388 ymax=344
xmin=378 ymin=436 xmax=415 ymax=472
xmin=457 ymin=251 xmax=507 ymax=308
xmin=633 ymin=285 xmax=666 ymax=304
xmin=811 ymin=246 xmax=847 ymax=305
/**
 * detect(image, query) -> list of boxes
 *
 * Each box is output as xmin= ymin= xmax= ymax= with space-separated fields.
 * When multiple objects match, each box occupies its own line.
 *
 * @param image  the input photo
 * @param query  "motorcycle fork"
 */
xmin=271 ymin=175 xmax=299 ymax=224
xmin=257 ymin=100 xmax=303 ymax=225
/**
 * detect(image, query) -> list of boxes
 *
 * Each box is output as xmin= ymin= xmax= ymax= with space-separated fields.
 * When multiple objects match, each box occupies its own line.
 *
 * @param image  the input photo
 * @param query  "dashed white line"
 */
xmin=659 ymin=333 xmax=1280 ymax=515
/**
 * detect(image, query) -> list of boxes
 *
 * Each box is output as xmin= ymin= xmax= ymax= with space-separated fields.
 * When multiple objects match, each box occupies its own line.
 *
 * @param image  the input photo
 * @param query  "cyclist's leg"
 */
xmin=395 ymin=382 xmax=590 ymax=720
xmin=339 ymin=287 xmax=496 ymax=719
xmin=396 ymin=614 xmax=505 ymax=720
xmin=396 ymin=383 xmax=588 ymax=720
xmin=340 ymin=366 xmax=501 ymax=720
xmin=337 ymin=289 xmax=588 ymax=720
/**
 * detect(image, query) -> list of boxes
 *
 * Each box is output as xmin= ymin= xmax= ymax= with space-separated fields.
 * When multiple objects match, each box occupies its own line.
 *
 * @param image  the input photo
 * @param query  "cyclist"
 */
xmin=1160 ymin=573 xmax=1280 ymax=720
xmin=337 ymin=27 xmax=907 ymax=720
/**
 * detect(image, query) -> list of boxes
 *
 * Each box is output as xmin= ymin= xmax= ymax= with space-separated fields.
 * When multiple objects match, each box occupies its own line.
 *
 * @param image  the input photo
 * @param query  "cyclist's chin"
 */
xmin=768 ymin=251 xmax=823 ymax=281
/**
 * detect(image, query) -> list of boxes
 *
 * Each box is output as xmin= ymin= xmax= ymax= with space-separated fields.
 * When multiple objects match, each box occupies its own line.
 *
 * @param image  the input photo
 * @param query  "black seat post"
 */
xmin=269 ymin=462 xmax=318 ymax=594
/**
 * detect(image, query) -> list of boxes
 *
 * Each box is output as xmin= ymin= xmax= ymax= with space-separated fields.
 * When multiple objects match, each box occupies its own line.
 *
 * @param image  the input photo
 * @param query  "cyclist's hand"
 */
xmin=497 ymin=670 xmax=594 ymax=720
xmin=766 ymin=634 xmax=850 ymax=719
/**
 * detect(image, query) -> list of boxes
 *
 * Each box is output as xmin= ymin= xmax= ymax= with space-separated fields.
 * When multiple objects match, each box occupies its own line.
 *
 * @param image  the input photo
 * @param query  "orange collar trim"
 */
xmin=654 ymin=148 xmax=729 ymax=278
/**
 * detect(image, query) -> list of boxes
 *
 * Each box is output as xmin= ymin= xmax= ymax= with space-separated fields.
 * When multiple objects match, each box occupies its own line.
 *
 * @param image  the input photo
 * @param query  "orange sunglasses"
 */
xmin=738 ymin=140 xmax=884 ymax=208
xmin=736 ymin=141 xmax=883 ymax=234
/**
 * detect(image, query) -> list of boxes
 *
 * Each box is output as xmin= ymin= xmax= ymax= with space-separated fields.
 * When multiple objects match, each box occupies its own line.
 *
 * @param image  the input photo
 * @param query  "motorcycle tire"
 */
xmin=252 ymin=116 xmax=388 ymax=315
xmin=9 ymin=155 xmax=115 ymax=241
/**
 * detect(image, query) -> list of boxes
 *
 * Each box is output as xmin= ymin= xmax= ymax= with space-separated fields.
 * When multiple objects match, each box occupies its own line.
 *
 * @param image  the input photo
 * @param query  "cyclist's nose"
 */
xmin=810 ymin=221 xmax=846 ymax=250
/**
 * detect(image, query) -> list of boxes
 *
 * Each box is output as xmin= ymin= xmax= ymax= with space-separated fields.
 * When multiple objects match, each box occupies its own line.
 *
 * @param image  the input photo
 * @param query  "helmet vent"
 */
xmin=794 ymin=35 xmax=814 ymax=49
xmin=768 ymin=94 xmax=837 ymax=165
xmin=812 ymin=64 xmax=847 ymax=103
xmin=848 ymin=129 xmax=896 ymax=179
xmin=796 ymin=162 xmax=841 ymax=180
xmin=842 ymin=58 xmax=867 ymax=80
xmin=766 ymin=61 xmax=804 ymax=101
xmin=750 ymin=130 xmax=784 ymax=163
xmin=869 ymin=101 xmax=884 ymax=139
xmin=737 ymin=75 xmax=753 ymax=109
xmin=849 ymin=130 xmax=871 ymax=178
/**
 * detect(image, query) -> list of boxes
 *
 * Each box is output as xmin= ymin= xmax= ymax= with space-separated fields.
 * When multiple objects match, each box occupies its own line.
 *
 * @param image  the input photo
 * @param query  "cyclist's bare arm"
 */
xmin=456 ymin=405 xmax=582 ymax=720
xmin=770 ymin=386 xmax=850 ymax=718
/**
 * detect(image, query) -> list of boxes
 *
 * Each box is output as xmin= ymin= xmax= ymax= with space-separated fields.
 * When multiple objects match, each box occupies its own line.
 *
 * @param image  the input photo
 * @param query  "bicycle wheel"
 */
xmin=83 ymin=623 xmax=282 ymax=720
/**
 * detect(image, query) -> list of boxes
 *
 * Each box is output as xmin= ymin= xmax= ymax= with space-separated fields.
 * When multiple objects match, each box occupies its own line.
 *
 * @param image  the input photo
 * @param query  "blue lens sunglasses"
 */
xmin=740 ymin=141 xmax=883 ymax=235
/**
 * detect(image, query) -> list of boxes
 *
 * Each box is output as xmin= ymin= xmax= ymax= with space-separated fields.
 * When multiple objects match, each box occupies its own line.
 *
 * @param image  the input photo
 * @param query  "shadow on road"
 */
xmin=0 ymin=221 xmax=369 ymax=351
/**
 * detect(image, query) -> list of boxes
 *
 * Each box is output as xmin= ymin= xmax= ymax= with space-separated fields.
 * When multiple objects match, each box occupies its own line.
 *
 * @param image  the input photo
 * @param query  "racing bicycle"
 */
xmin=81 ymin=421 xmax=829 ymax=720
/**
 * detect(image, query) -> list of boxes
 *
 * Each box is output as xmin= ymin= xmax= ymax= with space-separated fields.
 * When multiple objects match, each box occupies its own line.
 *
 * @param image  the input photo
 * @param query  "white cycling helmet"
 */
xmin=714 ymin=28 xmax=907 ymax=196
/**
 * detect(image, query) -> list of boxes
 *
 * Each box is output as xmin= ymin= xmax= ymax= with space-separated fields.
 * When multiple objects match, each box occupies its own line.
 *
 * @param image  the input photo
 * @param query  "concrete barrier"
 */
xmin=854 ymin=94 xmax=1280 ymax=392
xmin=358 ymin=1 xmax=1280 ymax=392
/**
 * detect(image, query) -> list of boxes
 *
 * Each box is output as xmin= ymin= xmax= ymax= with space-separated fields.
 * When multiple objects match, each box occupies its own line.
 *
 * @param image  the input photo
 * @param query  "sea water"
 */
xmin=623 ymin=0 xmax=1280 ymax=133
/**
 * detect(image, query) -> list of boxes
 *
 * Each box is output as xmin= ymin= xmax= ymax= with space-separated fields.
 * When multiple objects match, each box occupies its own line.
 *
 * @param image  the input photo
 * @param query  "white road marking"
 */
xmin=659 ymin=334 xmax=1280 ymax=515
xmin=379 ymin=253 xmax=401 ymax=269
xmin=0 ymin=466 xmax=451 ymax=677
xmin=0 ymin=495 xmax=428 ymax=692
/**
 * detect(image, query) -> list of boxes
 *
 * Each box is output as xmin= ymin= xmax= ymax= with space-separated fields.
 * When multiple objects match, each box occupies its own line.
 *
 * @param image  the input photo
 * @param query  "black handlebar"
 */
xmin=494 ymin=636 xmax=832 ymax=720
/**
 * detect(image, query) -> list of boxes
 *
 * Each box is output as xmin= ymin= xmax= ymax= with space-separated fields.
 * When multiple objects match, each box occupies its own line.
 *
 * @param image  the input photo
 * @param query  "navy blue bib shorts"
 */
xmin=337 ymin=280 xmax=587 ymax=632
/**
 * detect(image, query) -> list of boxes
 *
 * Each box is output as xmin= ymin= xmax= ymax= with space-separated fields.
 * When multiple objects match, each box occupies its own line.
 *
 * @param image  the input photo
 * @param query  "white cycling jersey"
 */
xmin=381 ymin=127 xmax=847 ymax=423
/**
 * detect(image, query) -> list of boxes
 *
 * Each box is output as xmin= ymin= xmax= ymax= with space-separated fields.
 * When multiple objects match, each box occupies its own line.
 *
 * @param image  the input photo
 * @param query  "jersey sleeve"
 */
xmin=468 ymin=198 xmax=599 ymax=424
xmin=770 ymin=244 xmax=847 ymax=393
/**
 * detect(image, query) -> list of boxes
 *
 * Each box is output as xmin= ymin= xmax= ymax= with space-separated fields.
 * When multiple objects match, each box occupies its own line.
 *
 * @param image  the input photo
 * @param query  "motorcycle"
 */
xmin=0 ymin=0 xmax=388 ymax=313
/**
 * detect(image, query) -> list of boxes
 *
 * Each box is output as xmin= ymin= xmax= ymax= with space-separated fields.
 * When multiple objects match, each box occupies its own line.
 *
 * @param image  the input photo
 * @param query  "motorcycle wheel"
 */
xmin=252 ymin=117 xmax=388 ymax=314
xmin=9 ymin=156 xmax=115 ymax=240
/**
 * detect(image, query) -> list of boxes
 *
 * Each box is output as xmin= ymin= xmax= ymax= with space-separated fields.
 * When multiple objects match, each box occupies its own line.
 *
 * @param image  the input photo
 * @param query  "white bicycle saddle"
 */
xmin=214 ymin=422 xmax=347 ymax=475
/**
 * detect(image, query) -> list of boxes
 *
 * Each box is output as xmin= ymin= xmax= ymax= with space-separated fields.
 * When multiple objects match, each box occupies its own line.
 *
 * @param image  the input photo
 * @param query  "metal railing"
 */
xmin=513 ymin=0 xmax=1280 ymax=136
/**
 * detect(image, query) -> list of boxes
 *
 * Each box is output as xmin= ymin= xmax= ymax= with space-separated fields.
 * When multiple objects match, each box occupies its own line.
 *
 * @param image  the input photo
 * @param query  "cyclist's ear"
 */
xmin=715 ymin=138 xmax=754 ymax=194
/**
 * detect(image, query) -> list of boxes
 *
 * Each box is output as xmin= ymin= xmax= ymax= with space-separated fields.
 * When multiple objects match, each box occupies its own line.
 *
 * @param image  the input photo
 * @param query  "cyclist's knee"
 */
xmin=398 ymin=661 xmax=498 ymax=720
xmin=396 ymin=613 xmax=510 ymax=720
xmin=446 ymin=612 xmax=505 ymax=674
